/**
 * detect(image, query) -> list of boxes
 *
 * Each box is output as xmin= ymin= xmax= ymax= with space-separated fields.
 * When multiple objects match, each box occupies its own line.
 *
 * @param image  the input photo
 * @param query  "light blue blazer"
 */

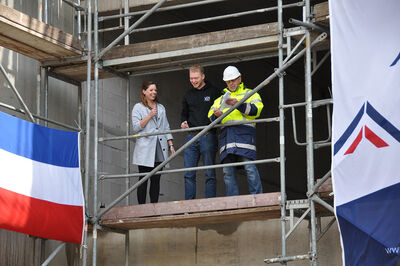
xmin=131 ymin=102 xmax=173 ymax=168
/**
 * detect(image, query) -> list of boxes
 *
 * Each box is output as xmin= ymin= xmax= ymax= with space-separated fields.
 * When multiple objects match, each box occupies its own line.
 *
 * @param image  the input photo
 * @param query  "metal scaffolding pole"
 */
xmin=99 ymin=117 xmax=279 ymax=142
xmin=41 ymin=243 xmax=66 ymax=266
xmin=43 ymin=67 xmax=49 ymax=127
xmin=304 ymin=0 xmax=318 ymax=264
xmin=92 ymin=0 xmax=100 ymax=264
xmin=77 ymin=0 xmax=82 ymax=40
xmin=0 ymin=63 xmax=35 ymax=123
xmin=125 ymin=3 xmax=303 ymax=35
xmin=99 ymin=0 xmax=228 ymax=21
xmin=277 ymin=0 xmax=287 ymax=264
xmin=124 ymin=0 xmax=129 ymax=45
xmin=101 ymin=158 xmax=279 ymax=180
xmin=125 ymin=77 xmax=130 ymax=205
xmin=82 ymin=0 xmax=92 ymax=264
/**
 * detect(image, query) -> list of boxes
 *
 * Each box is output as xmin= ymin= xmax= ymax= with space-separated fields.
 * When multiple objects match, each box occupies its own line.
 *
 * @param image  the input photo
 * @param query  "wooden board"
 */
xmin=101 ymin=193 xmax=281 ymax=230
xmin=102 ymin=206 xmax=281 ymax=230
xmin=0 ymin=3 xmax=83 ymax=61
xmin=314 ymin=2 xmax=329 ymax=25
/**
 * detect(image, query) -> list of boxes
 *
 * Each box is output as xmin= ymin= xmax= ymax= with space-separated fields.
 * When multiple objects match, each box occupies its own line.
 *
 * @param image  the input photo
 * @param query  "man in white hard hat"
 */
xmin=181 ymin=65 xmax=221 ymax=199
xmin=208 ymin=66 xmax=264 ymax=196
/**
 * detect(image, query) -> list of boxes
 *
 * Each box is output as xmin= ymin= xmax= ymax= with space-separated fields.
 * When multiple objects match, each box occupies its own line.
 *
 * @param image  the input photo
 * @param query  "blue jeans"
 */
xmin=184 ymin=133 xmax=217 ymax=199
xmin=223 ymin=156 xmax=263 ymax=196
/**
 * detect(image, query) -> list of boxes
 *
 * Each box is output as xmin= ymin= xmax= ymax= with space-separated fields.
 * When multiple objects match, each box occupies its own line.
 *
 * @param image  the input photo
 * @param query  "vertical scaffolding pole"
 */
xmin=43 ymin=67 xmax=49 ymax=127
xmin=92 ymin=0 xmax=100 ymax=264
xmin=124 ymin=0 xmax=130 ymax=45
xmin=37 ymin=1 xmax=43 ymax=119
xmin=277 ymin=0 xmax=287 ymax=265
xmin=125 ymin=77 xmax=131 ymax=205
xmin=78 ymin=0 xmax=82 ymax=40
xmin=304 ymin=0 xmax=317 ymax=264
xmin=82 ymin=0 xmax=92 ymax=264
xmin=125 ymin=232 xmax=130 ymax=266
xmin=44 ymin=0 xmax=48 ymax=24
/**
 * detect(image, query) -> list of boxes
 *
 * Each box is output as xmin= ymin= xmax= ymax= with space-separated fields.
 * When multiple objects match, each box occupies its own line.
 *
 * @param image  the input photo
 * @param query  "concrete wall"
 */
xmin=83 ymin=218 xmax=341 ymax=266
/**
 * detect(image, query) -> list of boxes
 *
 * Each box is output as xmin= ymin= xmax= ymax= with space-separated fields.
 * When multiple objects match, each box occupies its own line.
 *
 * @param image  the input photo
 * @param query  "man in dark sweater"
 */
xmin=181 ymin=65 xmax=221 ymax=199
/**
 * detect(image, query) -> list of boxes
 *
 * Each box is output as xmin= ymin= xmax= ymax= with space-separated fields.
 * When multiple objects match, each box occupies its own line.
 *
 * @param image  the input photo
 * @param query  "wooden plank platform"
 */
xmin=101 ymin=193 xmax=282 ymax=230
xmin=0 ymin=3 xmax=83 ymax=61
xmin=49 ymin=22 xmax=279 ymax=81
xmin=101 ymin=176 xmax=333 ymax=231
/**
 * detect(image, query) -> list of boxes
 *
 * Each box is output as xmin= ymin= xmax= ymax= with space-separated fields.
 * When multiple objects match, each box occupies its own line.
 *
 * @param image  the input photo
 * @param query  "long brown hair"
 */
xmin=141 ymin=81 xmax=159 ymax=109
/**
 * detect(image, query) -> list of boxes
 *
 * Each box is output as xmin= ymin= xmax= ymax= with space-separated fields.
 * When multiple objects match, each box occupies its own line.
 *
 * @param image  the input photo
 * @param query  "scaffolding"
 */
xmin=0 ymin=0 xmax=335 ymax=265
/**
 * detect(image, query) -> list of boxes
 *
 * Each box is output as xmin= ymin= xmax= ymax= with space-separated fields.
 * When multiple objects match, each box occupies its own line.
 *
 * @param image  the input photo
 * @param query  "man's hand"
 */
xmin=213 ymin=108 xmax=223 ymax=117
xmin=181 ymin=121 xmax=189 ymax=128
xmin=225 ymin=98 xmax=238 ymax=106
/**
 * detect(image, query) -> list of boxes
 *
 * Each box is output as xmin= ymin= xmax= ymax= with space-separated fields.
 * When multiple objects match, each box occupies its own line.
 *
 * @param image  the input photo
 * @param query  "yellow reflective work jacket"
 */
xmin=208 ymin=83 xmax=263 ymax=161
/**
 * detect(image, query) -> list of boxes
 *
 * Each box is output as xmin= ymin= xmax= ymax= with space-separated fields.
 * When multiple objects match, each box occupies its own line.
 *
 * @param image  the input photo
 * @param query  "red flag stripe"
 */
xmin=344 ymin=127 xmax=364 ymax=155
xmin=364 ymin=126 xmax=389 ymax=148
xmin=0 ymin=187 xmax=84 ymax=244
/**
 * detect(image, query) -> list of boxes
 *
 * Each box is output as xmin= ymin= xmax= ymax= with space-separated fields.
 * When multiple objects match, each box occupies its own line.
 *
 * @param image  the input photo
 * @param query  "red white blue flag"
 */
xmin=0 ymin=111 xmax=84 ymax=244
xmin=330 ymin=0 xmax=400 ymax=264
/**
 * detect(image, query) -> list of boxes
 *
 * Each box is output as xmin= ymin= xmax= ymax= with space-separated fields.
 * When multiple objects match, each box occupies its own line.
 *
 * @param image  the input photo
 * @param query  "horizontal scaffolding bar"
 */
xmin=289 ymin=18 xmax=329 ymax=32
xmin=314 ymin=142 xmax=331 ymax=149
xmin=99 ymin=0 xmax=229 ymax=22
xmin=97 ymin=225 xmax=128 ymax=235
xmin=99 ymin=117 xmax=279 ymax=142
xmin=0 ymin=102 xmax=81 ymax=132
xmin=100 ymin=157 xmax=280 ymax=180
xmin=280 ymin=98 xmax=332 ymax=109
xmin=126 ymin=3 xmax=303 ymax=35
xmin=265 ymin=253 xmax=314 ymax=264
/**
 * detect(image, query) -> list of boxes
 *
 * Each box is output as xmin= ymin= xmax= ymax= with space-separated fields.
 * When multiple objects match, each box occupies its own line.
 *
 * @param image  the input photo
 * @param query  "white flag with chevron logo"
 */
xmin=330 ymin=0 xmax=400 ymax=265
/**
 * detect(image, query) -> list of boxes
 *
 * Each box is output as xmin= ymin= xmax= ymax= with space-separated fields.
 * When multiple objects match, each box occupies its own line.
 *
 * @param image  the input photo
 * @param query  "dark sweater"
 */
xmin=181 ymin=81 xmax=222 ymax=127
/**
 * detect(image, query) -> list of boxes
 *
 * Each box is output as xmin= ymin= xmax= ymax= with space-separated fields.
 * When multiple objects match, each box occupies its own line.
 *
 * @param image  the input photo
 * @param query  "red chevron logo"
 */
xmin=344 ymin=126 xmax=389 ymax=155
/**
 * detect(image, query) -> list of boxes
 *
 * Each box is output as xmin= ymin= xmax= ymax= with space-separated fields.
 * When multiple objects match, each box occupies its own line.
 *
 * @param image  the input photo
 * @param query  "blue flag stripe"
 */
xmin=0 ymin=111 xmax=79 ymax=167
xmin=336 ymin=182 xmax=400 ymax=264
xmin=366 ymin=102 xmax=400 ymax=142
xmin=333 ymin=103 xmax=365 ymax=155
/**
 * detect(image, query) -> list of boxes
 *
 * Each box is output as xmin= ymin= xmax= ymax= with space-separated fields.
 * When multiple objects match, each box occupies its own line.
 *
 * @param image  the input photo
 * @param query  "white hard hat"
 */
xmin=223 ymin=66 xmax=241 ymax=81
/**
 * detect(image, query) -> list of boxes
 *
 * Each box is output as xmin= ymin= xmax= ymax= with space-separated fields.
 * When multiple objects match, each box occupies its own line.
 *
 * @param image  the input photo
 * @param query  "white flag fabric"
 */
xmin=330 ymin=0 xmax=400 ymax=264
xmin=0 ymin=111 xmax=84 ymax=244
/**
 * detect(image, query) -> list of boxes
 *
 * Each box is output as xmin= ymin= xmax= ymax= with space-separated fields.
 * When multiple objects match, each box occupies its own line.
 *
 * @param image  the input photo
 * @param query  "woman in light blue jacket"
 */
xmin=132 ymin=81 xmax=175 ymax=204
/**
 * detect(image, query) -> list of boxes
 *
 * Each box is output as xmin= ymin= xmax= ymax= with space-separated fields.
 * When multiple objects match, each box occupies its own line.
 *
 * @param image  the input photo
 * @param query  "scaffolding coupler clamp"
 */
xmin=275 ymin=68 xmax=286 ymax=78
